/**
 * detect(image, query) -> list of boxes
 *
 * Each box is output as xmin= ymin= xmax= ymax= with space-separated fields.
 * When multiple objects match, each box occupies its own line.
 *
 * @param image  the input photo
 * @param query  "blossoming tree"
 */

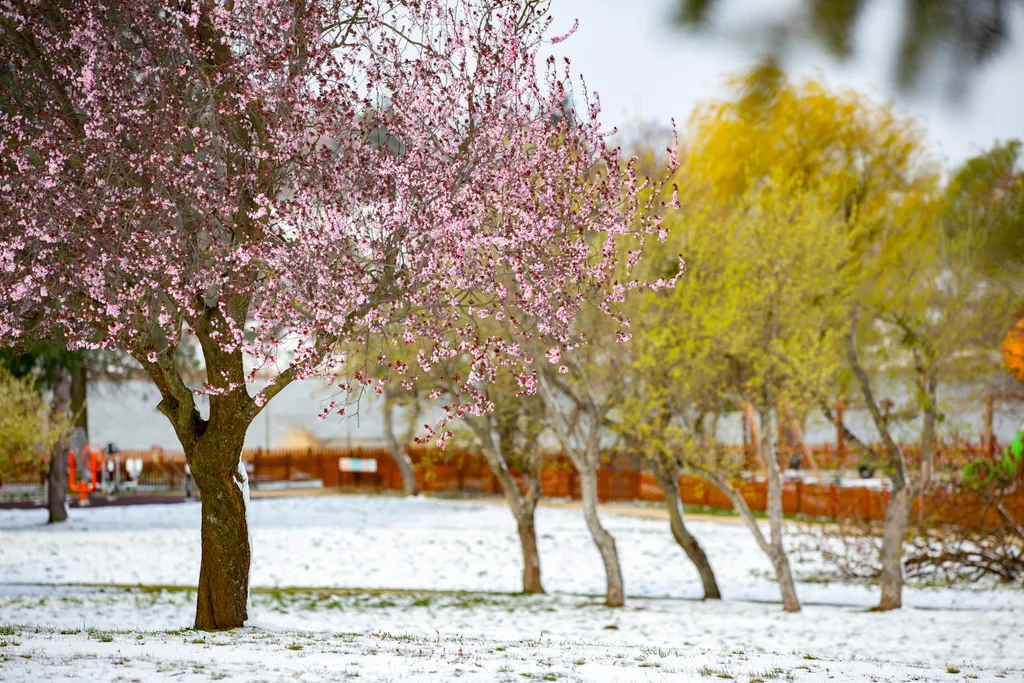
xmin=0 ymin=0 xmax=671 ymax=628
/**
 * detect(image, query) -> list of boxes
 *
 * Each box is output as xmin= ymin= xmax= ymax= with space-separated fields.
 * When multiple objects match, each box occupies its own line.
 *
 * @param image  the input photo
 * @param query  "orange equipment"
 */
xmin=1002 ymin=318 xmax=1024 ymax=383
xmin=68 ymin=446 xmax=103 ymax=504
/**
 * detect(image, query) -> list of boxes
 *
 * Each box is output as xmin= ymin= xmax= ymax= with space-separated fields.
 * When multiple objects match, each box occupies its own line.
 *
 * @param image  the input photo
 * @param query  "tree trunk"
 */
xmin=517 ymin=514 xmax=544 ymax=594
xmin=876 ymin=484 xmax=912 ymax=611
xmin=46 ymin=368 xmax=70 ymax=524
xmin=70 ymin=361 xmax=88 ymax=440
xmin=768 ymin=545 xmax=801 ymax=612
xmin=188 ymin=432 xmax=251 ymax=630
xmin=705 ymin=470 xmax=800 ymax=612
xmin=392 ymin=446 xmax=418 ymax=496
xmin=476 ymin=425 xmax=545 ymax=594
xmin=382 ymin=398 xmax=418 ymax=496
xmin=760 ymin=407 xmax=801 ymax=612
xmin=654 ymin=463 xmax=721 ymax=599
xmin=578 ymin=465 xmax=624 ymax=606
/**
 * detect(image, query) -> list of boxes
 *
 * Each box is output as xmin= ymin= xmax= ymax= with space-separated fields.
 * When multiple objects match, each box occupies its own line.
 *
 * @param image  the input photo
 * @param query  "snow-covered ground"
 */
xmin=1 ymin=495 xmax=1022 ymax=681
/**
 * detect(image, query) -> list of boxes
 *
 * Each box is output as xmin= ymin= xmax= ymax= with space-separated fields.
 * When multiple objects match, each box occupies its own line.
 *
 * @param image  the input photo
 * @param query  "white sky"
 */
xmin=549 ymin=0 xmax=1024 ymax=168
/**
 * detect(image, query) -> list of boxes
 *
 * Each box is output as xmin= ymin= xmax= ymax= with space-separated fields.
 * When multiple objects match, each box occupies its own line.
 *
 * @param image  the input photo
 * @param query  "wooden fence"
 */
xmin=3 ymin=443 xmax=1019 ymax=529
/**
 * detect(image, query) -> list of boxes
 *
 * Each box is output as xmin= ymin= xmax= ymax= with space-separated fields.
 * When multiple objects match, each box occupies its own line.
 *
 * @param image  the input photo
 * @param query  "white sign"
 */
xmin=338 ymin=457 xmax=378 ymax=474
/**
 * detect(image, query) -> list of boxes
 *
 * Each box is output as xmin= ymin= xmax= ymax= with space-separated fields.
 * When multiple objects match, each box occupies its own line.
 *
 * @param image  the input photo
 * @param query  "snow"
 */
xmin=1 ymin=495 xmax=1021 ymax=681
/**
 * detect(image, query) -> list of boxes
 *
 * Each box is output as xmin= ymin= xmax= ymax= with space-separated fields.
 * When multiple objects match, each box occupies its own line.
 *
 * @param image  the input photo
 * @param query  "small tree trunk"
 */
xmin=769 ymin=545 xmax=801 ymax=612
xmin=392 ymin=448 xmax=418 ymax=496
xmin=877 ymin=484 xmax=912 ymax=611
xmin=189 ymin=432 xmax=251 ymax=630
xmin=578 ymin=465 xmax=624 ymax=606
xmin=46 ymin=368 xmax=70 ymax=524
xmin=517 ymin=514 xmax=544 ymax=594
xmin=382 ymin=398 xmax=418 ymax=496
xmin=705 ymin=470 xmax=800 ymax=612
xmin=761 ymin=408 xmax=801 ymax=613
xmin=654 ymin=462 xmax=721 ymax=599
xmin=70 ymin=361 xmax=88 ymax=440
xmin=477 ymin=426 xmax=545 ymax=594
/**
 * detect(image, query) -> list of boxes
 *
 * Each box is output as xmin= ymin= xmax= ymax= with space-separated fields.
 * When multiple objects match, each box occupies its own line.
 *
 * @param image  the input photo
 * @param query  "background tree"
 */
xmin=535 ymin=306 xmax=632 ymax=607
xmin=839 ymin=219 xmax=1018 ymax=609
xmin=0 ymin=0 xmax=672 ymax=628
xmin=0 ymin=366 xmax=67 ymax=483
xmin=453 ymin=368 xmax=549 ymax=594
xmin=0 ymin=343 xmax=87 ymax=522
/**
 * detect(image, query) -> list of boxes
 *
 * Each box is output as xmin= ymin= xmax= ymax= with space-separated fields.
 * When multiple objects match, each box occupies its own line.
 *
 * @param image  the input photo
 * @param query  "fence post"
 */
xmin=285 ymin=453 xmax=291 ymax=481
xmin=835 ymin=401 xmax=846 ymax=468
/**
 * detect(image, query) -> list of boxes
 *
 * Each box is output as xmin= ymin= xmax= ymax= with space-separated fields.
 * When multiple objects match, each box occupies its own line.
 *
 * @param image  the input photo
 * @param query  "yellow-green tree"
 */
xmin=684 ymin=62 xmax=937 ymax=270
xmin=0 ymin=367 xmax=65 ymax=478
xmin=622 ymin=171 xmax=852 ymax=612
xmin=621 ymin=68 xmax=942 ymax=611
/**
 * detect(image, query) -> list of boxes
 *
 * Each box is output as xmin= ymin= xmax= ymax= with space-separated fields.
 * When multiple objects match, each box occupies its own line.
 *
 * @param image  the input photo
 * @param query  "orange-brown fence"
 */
xmin=3 ymin=443 xmax=1018 ymax=529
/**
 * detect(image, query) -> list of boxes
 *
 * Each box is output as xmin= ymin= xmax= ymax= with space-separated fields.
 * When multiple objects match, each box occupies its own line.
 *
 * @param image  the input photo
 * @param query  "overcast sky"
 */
xmin=549 ymin=0 xmax=1024 ymax=168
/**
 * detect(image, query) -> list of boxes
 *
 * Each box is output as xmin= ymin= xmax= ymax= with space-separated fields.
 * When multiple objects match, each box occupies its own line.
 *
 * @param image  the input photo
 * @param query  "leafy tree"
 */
xmin=0 ymin=366 xmax=67 ymax=479
xmin=0 ymin=0 xmax=671 ymax=628
xmin=944 ymin=139 xmax=1024 ymax=274
xmin=623 ymin=69 xmax=942 ymax=611
xmin=840 ymin=216 xmax=1018 ymax=609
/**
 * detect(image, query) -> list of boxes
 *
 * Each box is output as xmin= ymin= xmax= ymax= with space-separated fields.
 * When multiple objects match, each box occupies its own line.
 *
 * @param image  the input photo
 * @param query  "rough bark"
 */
xmin=876 ymin=484 xmax=912 ymax=611
xmin=516 ymin=513 xmax=544 ymax=594
xmin=579 ymin=464 xmax=625 ymax=607
xmin=46 ymin=368 xmax=70 ymax=524
xmin=189 ymin=428 xmax=250 ymax=630
xmin=654 ymin=461 xmax=721 ymax=600
xmin=382 ymin=393 xmax=419 ymax=496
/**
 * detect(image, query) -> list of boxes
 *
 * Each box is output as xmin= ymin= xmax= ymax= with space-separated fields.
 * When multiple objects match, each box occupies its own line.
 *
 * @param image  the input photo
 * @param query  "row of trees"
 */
xmin=381 ymin=67 xmax=1023 ymax=613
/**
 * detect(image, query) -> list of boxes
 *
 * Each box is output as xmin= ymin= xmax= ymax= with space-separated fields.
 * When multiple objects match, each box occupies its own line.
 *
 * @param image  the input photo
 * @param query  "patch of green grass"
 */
xmin=0 ymin=639 xmax=20 ymax=647
xmin=754 ymin=667 xmax=786 ymax=679
xmin=286 ymin=644 xmax=304 ymax=651
xmin=0 ymin=626 xmax=15 ymax=636
xmin=413 ymin=597 xmax=432 ymax=607
xmin=641 ymin=646 xmax=673 ymax=658
xmin=803 ymin=654 xmax=817 ymax=660
xmin=59 ymin=628 xmax=80 ymax=635
xmin=97 ymin=633 xmax=114 ymax=643
xmin=947 ymin=666 xmax=961 ymax=674
xmin=697 ymin=666 xmax=735 ymax=679
xmin=162 ymin=628 xmax=193 ymax=636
